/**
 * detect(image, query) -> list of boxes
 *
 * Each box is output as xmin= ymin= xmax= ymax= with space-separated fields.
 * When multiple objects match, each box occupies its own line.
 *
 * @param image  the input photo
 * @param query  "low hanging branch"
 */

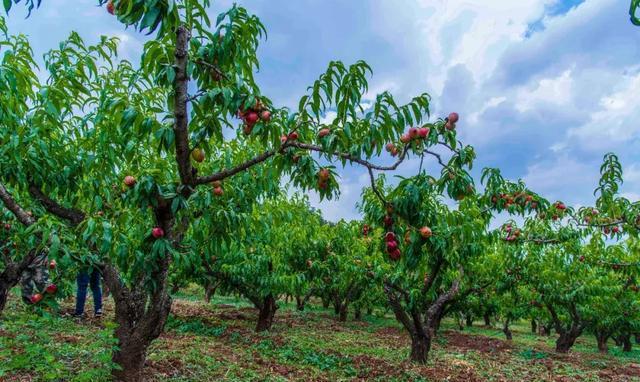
xmin=27 ymin=183 xmax=85 ymax=226
xmin=0 ymin=182 xmax=35 ymax=226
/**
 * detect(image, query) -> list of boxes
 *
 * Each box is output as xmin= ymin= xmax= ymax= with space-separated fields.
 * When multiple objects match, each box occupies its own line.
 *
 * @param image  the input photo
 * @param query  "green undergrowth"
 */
xmin=0 ymin=288 xmax=638 ymax=381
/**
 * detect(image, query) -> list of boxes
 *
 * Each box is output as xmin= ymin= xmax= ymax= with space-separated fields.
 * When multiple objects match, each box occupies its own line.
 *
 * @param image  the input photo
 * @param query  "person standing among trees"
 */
xmin=73 ymin=268 xmax=103 ymax=318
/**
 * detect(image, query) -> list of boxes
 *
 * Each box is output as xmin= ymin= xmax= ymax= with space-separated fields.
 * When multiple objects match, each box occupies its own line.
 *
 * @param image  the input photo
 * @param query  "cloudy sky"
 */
xmin=5 ymin=0 xmax=640 ymax=221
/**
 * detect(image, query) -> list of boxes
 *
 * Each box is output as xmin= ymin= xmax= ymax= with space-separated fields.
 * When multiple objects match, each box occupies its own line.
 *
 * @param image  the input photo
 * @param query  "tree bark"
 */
xmin=0 ymin=182 xmax=38 ymax=314
xmin=0 ymin=265 xmax=19 ymax=313
xmin=0 ymin=251 xmax=38 ymax=314
xmin=621 ymin=334 xmax=632 ymax=352
xmin=256 ymin=294 xmax=278 ymax=332
xmin=555 ymin=330 xmax=581 ymax=353
xmin=338 ymin=302 xmax=348 ymax=322
xmin=531 ymin=319 xmax=537 ymax=334
xmin=111 ymin=335 xmax=148 ymax=382
xmin=541 ymin=323 xmax=553 ymax=336
xmin=466 ymin=315 xmax=473 ymax=327
xmin=354 ymin=306 xmax=362 ymax=320
xmin=0 ymin=279 xmax=12 ymax=313
xmin=483 ymin=312 xmax=491 ymax=327
xmin=333 ymin=295 xmax=341 ymax=316
xmin=104 ymin=262 xmax=172 ymax=382
xmin=595 ymin=331 xmax=609 ymax=354
xmin=204 ymin=284 xmax=217 ymax=304
xmin=410 ymin=333 xmax=430 ymax=364
xmin=503 ymin=319 xmax=512 ymax=341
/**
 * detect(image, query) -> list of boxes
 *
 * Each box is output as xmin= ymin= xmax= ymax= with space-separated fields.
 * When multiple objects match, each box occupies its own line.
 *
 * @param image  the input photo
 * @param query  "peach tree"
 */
xmin=495 ymin=154 xmax=640 ymax=353
xmin=311 ymin=220 xmax=383 ymax=321
xmin=198 ymin=194 xmax=327 ymax=332
xmin=1 ymin=1 xmax=450 ymax=380
xmin=358 ymin=155 xmax=554 ymax=363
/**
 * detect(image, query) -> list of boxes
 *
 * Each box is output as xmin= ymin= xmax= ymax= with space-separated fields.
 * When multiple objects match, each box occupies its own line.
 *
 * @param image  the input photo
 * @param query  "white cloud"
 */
xmin=515 ymin=69 xmax=573 ymax=112
xmin=523 ymin=154 xmax=598 ymax=202
xmin=567 ymin=72 xmax=640 ymax=151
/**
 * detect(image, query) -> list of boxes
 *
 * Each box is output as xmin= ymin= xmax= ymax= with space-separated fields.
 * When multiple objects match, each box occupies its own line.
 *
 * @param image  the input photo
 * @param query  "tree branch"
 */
xmin=0 ymin=182 xmax=35 ymax=226
xmin=383 ymin=282 xmax=416 ymax=336
xmin=27 ymin=183 xmax=85 ymax=226
xmin=291 ymin=142 xmax=410 ymax=171
xmin=195 ymin=149 xmax=278 ymax=185
xmin=173 ymin=25 xmax=194 ymax=186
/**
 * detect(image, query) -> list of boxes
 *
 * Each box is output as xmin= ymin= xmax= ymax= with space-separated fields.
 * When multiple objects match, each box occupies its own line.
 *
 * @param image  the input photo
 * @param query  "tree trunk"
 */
xmin=503 ymin=319 xmax=512 ymax=341
xmin=613 ymin=336 xmax=623 ymax=346
xmin=0 ymin=279 xmax=11 ymax=313
xmin=542 ymin=323 xmax=553 ymax=336
xmin=105 ymin=271 xmax=172 ymax=382
xmin=256 ymin=294 xmax=278 ymax=332
xmin=531 ymin=319 xmax=537 ymax=334
xmin=595 ymin=332 xmax=609 ymax=354
xmin=466 ymin=315 xmax=473 ymax=327
xmin=432 ymin=314 xmax=442 ymax=334
xmin=483 ymin=312 xmax=491 ymax=327
xmin=204 ymin=284 xmax=217 ymax=304
xmin=338 ymin=302 xmax=348 ymax=322
xmin=322 ymin=297 xmax=330 ymax=309
xmin=555 ymin=330 xmax=581 ymax=353
xmin=103 ymin=200 xmax=176 ymax=382
xmin=635 ymin=333 xmax=640 ymax=344
xmin=295 ymin=295 xmax=305 ymax=311
xmin=410 ymin=333 xmax=431 ymax=364
xmin=621 ymin=334 xmax=632 ymax=352
xmin=111 ymin=335 xmax=148 ymax=382
xmin=354 ymin=306 xmax=362 ymax=320
xmin=333 ymin=296 xmax=341 ymax=316
xmin=0 ymin=254 xmax=37 ymax=314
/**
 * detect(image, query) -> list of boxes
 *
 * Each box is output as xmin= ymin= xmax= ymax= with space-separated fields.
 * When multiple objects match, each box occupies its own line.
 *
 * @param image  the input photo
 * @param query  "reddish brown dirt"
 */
xmin=414 ymin=358 xmax=483 ymax=382
xmin=598 ymin=363 xmax=640 ymax=381
xmin=253 ymin=354 xmax=311 ymax=380
xmin=351 ymin=354 xmax=400 ymax=380
xmin=143 ymin=358 xmax=184 ymax=380
xmin=442 ymin=330 xmax=513 ymax=354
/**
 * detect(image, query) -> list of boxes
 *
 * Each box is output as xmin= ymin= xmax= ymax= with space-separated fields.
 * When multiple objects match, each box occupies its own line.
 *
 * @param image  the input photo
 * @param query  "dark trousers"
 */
xmin=75 ymin=269 xmax=102 ymax=315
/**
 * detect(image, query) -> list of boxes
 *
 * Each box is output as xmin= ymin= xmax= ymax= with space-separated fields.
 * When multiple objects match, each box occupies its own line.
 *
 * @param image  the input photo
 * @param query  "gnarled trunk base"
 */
xmin=503 ymin=320 xmax=512 ymax=341
xmin=596 ymin=333 xmax=609 ymax=354
xmin=0 ymin=281 xmax=11 ymax=313
xmin=555 ymin=331 xmax=580 ymax=353
xmin=483 ymin=313 xmax=491 ymax=327
xmin=410 ymin=334 xmax=431 ymax=364
xmin=338 ymin=303 xmax=348 ymax=322
xmin=111 ymin=338 xmax=148 ymax=382
xmin=256 ymin=294 xmax=278 ymax=332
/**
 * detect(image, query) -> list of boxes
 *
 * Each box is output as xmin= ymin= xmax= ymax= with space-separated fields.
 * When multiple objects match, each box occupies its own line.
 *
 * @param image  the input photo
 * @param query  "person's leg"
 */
xmin=89 ymin=269 xmax=103 ymax=315
xmin=74 ymin=271 xmax=90 ymax=316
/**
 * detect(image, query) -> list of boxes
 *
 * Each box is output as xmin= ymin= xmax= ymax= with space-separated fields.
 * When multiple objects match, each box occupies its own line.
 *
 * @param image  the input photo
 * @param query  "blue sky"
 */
xmin=5 ymin=0 xmax=640 ymax=221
